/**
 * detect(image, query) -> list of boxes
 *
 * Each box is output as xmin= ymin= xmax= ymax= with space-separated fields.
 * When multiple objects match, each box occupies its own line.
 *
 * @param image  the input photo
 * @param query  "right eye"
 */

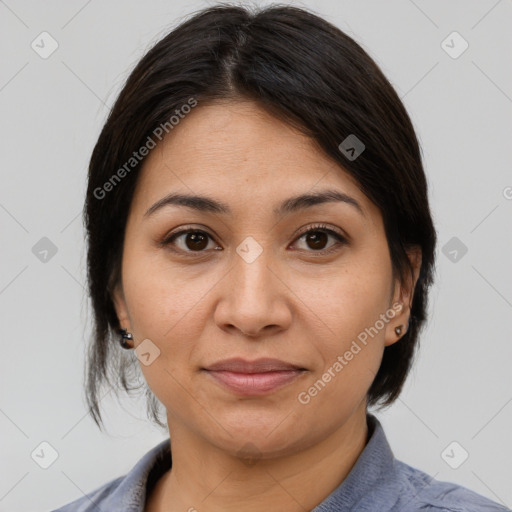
xmin=161 ymin=228 xmax=221 ymax=254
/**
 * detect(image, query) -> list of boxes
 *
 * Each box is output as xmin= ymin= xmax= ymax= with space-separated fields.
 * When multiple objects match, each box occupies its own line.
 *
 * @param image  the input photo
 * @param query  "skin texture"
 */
xmin=112 ymin=100 xmax=421 ymax=512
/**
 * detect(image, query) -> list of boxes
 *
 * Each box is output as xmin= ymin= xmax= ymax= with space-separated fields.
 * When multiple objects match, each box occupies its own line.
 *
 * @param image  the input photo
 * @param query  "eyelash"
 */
xmin=160 ymin=223 xmax=348 ymax=257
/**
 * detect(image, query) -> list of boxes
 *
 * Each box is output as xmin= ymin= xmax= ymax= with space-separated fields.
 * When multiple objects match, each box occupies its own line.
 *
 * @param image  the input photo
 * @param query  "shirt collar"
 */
xmin=311 ymin=413 xmax=400 ymax=511
xmin=98 ymin=436 xmax=172 ymax=511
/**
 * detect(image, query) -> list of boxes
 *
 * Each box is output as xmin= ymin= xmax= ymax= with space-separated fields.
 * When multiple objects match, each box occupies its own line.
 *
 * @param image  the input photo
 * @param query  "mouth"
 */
xmin=202 ymin=358 xmax=308 ymax=396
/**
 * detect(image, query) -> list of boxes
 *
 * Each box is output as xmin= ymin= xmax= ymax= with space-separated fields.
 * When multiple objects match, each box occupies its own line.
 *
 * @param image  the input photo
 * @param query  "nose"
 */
xmin=214 ymin=243 xmax=292 ymax=339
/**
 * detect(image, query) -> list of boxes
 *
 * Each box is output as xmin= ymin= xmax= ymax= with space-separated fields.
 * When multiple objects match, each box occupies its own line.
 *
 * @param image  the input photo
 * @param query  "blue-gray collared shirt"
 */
xmin=51 ymin=414 xmax=510 ymax=511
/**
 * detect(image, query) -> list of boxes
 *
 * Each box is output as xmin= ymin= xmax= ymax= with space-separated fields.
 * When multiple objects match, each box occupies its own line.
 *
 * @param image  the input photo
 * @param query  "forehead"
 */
xmin=130 ymin=100 xmax=380 ymax=225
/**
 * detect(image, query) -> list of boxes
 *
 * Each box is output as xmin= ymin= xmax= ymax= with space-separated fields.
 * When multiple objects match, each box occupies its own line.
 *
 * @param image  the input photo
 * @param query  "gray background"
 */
xmin=1 ymin=1 xmax=511 ymax=511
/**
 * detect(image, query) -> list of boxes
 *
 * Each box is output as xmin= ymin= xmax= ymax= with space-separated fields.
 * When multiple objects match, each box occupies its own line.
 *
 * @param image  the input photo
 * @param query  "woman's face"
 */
xmin=113 ymin=100 xmax=417 ymax=458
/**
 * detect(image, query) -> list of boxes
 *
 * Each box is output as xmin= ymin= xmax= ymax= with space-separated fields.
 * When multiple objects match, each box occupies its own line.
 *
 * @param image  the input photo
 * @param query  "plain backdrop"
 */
xmin=0 ymin=1 xmax=511 ymax=511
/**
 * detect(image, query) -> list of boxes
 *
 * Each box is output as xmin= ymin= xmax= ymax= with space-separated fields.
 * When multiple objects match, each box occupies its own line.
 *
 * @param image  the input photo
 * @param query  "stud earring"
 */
xmin=118 ymin=328 xmax=134 ymax=349
xmin=395 ymin=325 xmax=404 ymax=337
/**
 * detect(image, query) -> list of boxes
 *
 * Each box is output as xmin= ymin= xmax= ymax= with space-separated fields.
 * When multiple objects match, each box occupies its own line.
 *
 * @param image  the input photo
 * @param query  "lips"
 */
xmin=204 ymin=357 xmax=305 ymax=373
xmin=203 ymin=358 xmax=307 ymax=396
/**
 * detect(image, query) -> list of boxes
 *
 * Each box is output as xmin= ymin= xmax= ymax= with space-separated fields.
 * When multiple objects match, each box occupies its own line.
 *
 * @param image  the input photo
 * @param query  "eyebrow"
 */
xmin=144 ymin=188 xmax=365 ymax=218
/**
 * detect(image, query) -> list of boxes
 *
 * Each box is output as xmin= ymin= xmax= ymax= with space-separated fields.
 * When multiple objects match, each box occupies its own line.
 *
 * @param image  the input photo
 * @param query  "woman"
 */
xmin=52 ymin=4 xmax=509 ymax=512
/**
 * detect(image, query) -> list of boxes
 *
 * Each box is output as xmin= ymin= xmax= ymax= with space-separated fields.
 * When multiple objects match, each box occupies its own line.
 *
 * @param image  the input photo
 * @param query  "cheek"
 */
xmin=120 ymin=247 xmax=223 ymax=394
xmin=122 ymin=245 xmax=211 ymax=337
xmin=294 ymin=278 xmax=389 ymax=416
xmin=299 ymin=258 xmax=392 ymax=391
xmin=295 ymin=256 xmax=392 ymax=347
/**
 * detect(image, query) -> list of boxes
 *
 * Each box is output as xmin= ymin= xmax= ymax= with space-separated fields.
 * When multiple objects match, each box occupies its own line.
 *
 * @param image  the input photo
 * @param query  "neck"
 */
xmin=147 ymin=403 xmax=370 ymax=512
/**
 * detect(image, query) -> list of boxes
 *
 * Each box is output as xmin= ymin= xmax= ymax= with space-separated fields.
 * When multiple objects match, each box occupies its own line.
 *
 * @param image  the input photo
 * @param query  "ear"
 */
xmin=384 ymin=246 xmax=422 ymax=347
xmin=111 ymin=280 xmax=131 ymax=330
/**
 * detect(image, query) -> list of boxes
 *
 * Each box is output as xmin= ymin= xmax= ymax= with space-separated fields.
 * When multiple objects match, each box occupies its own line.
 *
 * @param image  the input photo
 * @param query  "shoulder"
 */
xmin=392 ymin=459 xmax=510 ymax=512
xmin=49 ymin=476 xmax=125 ymax=511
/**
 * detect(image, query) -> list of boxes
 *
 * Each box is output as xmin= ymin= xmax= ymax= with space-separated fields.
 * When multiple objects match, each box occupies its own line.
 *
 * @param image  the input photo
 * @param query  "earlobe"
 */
xmin=384 ymin=307 xmax=407 ymax=347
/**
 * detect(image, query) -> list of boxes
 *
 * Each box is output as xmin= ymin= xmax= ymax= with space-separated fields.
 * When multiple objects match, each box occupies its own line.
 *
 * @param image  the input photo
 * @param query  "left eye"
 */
xmin=294 ymin=227 xmax=346 ymax=253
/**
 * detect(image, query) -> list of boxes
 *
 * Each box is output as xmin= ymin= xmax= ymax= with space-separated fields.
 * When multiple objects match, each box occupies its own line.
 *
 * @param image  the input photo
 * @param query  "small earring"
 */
xmin=118 ymin=328 xmax=134 ymax=349
xmin=395 ymin=325 xmax=404 ymax=337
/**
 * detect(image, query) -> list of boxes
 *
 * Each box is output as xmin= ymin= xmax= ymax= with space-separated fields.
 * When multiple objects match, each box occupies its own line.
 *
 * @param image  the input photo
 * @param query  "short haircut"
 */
xmin=84 ymin=4 xmax=437 ymax=430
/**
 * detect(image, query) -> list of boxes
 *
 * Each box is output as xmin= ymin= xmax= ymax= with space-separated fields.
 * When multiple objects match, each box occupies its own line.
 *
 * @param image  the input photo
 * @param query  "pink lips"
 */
xmin=203 ymin=358 xmax=306 ymax=396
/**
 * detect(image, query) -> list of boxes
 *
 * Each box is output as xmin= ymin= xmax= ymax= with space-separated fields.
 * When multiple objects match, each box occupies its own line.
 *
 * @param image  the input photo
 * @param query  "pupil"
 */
xmin=187 ymin=232 xmax=207 ymax=251
xmin=308 ymin=231 xmax=327 ymax=250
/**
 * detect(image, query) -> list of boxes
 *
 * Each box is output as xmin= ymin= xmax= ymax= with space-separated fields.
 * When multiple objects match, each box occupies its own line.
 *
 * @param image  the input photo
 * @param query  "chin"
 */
xmin=202 ymin=407 xmax=312 ymax=455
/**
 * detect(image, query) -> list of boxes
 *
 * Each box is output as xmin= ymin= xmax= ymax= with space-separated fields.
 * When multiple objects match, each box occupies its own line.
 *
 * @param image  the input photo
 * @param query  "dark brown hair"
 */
xmin=83 ymin=3 xmax=437 ymax=430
